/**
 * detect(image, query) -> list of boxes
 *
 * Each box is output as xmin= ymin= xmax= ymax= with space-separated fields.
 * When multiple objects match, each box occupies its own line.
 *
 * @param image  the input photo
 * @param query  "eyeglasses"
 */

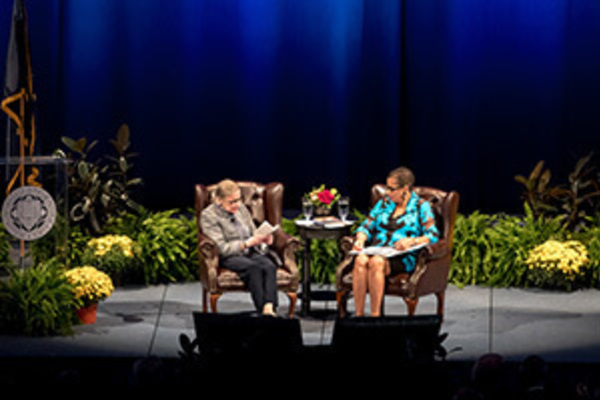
xmin=224 ymin=197 xmax=242 ymax=206
xmin=385 ymin=185 xmax=401 ymax=193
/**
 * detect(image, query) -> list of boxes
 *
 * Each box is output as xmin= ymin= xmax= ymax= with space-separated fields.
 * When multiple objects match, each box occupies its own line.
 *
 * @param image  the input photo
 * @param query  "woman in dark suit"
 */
xmin=200 ymin=179 xmax=279 ymax=316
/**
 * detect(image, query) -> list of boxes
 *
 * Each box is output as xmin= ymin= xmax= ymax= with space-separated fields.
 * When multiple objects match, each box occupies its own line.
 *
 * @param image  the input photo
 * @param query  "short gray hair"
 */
xmin=215 ymin=179 xmax=240 ymax=199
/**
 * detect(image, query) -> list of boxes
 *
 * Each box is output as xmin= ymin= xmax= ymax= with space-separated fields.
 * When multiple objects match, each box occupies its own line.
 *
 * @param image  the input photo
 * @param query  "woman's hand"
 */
xmin=393 ymin=238 xmax=414 ymax=251
xmin=264 ymin=234 xmax=274 ymax=245
xmin=353 ymin=233 xmax=367 ymax=251
xmin=393 ymin=236 xmax=429 ymax=251
xmin=247 ymin=234 xmax=272 ymax=248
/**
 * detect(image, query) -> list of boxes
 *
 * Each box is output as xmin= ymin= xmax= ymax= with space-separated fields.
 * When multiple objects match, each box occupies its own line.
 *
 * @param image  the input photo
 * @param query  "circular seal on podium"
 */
xmin=1 ymin=185 xmax=57 ymax=241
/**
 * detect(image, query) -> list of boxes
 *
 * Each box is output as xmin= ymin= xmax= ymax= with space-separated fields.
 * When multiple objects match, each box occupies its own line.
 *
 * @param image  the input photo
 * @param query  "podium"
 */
xmin=0 ymin=156 xmax=69 ymax=267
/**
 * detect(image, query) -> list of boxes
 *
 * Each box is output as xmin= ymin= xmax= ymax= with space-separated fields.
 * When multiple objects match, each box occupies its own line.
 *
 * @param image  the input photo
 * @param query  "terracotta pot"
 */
xmin=76 ymin=303 xmax=98 ymax=325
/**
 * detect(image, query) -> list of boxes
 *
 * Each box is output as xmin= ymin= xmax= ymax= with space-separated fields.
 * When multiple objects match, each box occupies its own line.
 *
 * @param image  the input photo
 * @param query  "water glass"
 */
xmin=302 ymin=198 xmax=314 ymax=221
xmin=338 ymin=196 xmax=350 ymax=221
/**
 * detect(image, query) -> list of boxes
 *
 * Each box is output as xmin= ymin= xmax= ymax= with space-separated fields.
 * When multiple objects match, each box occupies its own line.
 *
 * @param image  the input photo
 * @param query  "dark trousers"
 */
xmin=220 ymin=252 xmax=278 ymax=312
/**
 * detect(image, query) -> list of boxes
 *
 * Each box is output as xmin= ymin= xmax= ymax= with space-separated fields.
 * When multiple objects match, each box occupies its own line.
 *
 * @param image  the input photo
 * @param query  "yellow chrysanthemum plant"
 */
xmin=65 ymin=266 xmax=114 ymax=307
xmin=83 ymin=234 xmax=140 ymax=284
xmin=88 ymin=234 xmax=136 ymax=258
xmin=525 ymin=239 xmax=590 ymax=290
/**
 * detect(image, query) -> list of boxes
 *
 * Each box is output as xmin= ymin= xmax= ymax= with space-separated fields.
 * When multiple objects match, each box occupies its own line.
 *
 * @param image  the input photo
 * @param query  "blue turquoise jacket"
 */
xmin=356 ymin=191 xmax=439 ymax=272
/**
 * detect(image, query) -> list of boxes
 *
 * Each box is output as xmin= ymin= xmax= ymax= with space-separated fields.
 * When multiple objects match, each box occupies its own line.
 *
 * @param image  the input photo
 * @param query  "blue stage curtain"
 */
xmin=1 ymin=0 xmax=599 ymax=213
xmin=403 ymin=0 xmax=600 ymax=213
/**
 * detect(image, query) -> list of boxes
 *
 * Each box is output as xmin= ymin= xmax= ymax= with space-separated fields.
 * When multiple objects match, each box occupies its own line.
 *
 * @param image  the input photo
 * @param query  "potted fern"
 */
xmin=0 ymin=260 xmax=78 ymax=336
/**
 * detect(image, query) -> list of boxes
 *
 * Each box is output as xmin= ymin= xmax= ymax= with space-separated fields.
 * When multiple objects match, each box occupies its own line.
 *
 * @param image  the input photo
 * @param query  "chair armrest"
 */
xmin=423 ymin=239 xmax=449 ymax=261
xmin=339 ymin=236 xmax=354 ymax=259
xmin=197 ymin=233 xmax=219 ymax=290
xmin=335 ymin=236 xmax=355 ymax=288
xmin=273 ymin=230 xmax=301 ymax=274
xmin=406 ymin=239 xmax=451 ymax=297
xmin=197 ymin=232 xmax=218 ymax=259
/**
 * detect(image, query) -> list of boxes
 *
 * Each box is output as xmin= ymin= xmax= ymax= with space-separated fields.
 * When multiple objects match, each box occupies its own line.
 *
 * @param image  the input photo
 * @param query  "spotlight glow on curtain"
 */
xmin=1 ymin=0 xmax=599 ymax=213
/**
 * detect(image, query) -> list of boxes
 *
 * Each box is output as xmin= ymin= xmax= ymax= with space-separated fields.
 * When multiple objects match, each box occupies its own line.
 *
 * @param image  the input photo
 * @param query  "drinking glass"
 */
xmin=338 ymin=196 xmax=350 ymax=221
xmin=302 ymin=198 xmax=314 ymax=221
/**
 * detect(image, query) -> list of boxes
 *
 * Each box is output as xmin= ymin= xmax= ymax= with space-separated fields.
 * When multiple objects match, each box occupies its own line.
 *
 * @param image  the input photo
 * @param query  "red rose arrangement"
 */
xmin=306 ymin=184 xmax=341 ymax=209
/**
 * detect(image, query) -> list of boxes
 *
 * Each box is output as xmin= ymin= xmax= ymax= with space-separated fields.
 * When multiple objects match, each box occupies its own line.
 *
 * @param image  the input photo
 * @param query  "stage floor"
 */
xmin=1 ymin=282 xmax=600 ymax=364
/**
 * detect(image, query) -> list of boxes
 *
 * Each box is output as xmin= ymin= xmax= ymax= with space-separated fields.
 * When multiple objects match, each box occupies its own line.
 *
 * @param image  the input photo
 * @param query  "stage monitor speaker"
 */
xmin=192 ymin=312 xmax=303 ymax=355
xmin=331 ymin=315 xmax=442 ymax=363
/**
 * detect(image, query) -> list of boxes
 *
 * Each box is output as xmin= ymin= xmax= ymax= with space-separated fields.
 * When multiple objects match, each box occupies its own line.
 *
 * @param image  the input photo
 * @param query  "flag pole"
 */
xmin=2 ymin=0 xmax=37 ymax=265
xmin=5 ymin=119 xmax=10 ymax=181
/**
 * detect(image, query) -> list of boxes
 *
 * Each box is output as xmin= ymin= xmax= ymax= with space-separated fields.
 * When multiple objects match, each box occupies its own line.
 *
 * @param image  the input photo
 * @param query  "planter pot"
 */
xmin=76 ymin=303 xmax=98 ymax=325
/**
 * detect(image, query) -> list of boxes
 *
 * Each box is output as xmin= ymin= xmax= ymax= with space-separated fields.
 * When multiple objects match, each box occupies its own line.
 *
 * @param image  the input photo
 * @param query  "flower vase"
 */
xmin=76 ymin=303 xmax=98 ymax=325
xmin=314 ymin=206 xmax=331 ymax=216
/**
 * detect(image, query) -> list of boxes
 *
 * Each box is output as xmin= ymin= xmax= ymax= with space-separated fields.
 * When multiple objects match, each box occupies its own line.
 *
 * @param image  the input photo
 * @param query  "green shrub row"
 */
xmin=28 ymin=209 xmax=199 ymax=286
xmin=1 ymin=125 xmax=598 ymax=336
xmin=450 ymin=206 xmax=600 ymax=291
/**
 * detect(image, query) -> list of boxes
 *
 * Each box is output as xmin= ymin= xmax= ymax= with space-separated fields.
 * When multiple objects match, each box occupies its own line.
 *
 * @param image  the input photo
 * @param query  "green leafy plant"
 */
xmin=450 ymin=205 xmax=566 ymax=288
xmin=64 ymin=225 xmax=94 ymax=268
xmin=570 ymin=214 xmax=600 ymax=287
xmin=56 ymin=124 xmax=144 ymax=235
xmin=515 ymin=153 xmax=600 ymax=230
xmin=282 ymin=210 xmax=365 ymax=285
xmin=514 ymin=160 xmax=568 ymax=220
xmin=58 ymin=135 xmax=106 ymax=233
xmin=104 ymin=124 xmax=144 ymax=216
xmin=105 ymin=209 xmax=198 ymax=284
xmin=281 ymin=216 xmax=335 ymax=284
xmin=561 ymin=152 xmax=600 ymax=230
xmin=0 ymin=223 xmax=11 ymax=268
xmin=136 ymin=210 xmax=198 ymax=284
xmin=488 ymin=207 xmax=566 ymax=288
xmin=0 ymin=259 xmax=78 ymax=336
xmin=31 ymin=224 xmax=93 ymax=269
xmin=449 ymin=211 xmax=497 ymax=288
xmin=29 ymin=214 xmax=70 ymax=265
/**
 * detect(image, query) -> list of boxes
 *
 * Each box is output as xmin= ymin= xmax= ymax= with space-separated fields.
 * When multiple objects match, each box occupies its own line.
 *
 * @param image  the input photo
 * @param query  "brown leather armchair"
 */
xmin=336 ymin=185 xmax=459 ymax=319
xmin=194 ymin=181 xmax=300 ymax=317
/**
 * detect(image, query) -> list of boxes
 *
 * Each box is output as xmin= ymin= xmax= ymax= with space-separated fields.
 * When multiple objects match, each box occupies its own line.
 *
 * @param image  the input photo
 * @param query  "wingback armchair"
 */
xmin=194 ymin=181 xmax=300 ymax=317
xmin=336 ymin=185 xmax=459 ymax=319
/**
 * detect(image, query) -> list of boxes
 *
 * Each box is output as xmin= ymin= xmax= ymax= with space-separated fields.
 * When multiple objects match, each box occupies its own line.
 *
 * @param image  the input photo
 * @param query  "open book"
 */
xmin=349 ymin=243 xmax=427 ymax=258
xmin=255 ymin=221 xmax=280 ymax=236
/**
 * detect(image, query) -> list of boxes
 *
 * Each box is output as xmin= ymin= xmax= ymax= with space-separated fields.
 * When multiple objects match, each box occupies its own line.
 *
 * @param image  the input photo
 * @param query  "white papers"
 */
xmin=294 ymin=220 xmax=313 ymax=227
xmin=294 ymin=218 xmax=354 ymax=229
xmin=349 ymin=243 xmax=427 ymax=258
xmin=255 ymin=221 xmax=279 ymax=236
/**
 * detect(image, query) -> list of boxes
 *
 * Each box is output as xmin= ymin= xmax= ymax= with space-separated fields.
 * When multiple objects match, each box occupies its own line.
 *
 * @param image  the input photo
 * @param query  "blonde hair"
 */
xmin=215 ymin=179 xmax=240 ymax=199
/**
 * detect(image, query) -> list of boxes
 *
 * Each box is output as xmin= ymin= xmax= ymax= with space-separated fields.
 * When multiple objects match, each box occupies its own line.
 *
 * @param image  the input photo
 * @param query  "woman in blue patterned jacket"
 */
xmin=352 ymin=167 xmax=439 ymax=317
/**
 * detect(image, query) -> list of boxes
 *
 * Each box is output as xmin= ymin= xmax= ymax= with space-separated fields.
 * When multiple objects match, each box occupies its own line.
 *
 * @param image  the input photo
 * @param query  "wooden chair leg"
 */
xmin=336 ymin=290 xmax=348 ymax=318
xmin=436 ymin=291 xmax=445 ymax=321
xmin=210 ymin=293 xmax=221 ymax=313
xmin=287 ymin=292 xmax=297 ymax=318
xmin=404 ymin=297 xmax=418 ymax=316
xmin=202 ymin=288 xmax=208 ymax=313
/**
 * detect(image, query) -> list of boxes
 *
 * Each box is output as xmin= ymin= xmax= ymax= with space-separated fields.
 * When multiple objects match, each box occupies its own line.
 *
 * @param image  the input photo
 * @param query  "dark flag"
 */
xmin=2 ymin=0 xmax=40 ymax=194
